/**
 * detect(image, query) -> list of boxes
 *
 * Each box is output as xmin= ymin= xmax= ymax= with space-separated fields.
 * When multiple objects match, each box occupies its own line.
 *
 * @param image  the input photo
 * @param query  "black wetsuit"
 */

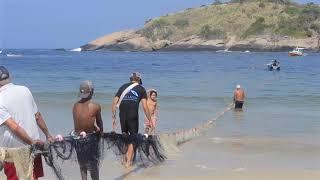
xmin=115 ymin=83 xmax=147 ymax=135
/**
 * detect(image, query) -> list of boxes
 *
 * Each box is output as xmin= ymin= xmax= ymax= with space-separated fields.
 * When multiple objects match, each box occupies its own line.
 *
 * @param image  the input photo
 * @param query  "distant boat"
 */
xmin=244 ymin=50 xmax=250 ymax=53
xmin=288 ymin=47 xmax=304 ymax=56
xmin=70 ymin=47 xmax=82 ymax=52
xmin=0 ymin=50 xmax=2 ymax=54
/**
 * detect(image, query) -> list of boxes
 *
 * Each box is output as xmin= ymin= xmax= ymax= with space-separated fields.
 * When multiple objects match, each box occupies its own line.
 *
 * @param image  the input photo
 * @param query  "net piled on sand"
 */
xmin=0 ymin=146 xmax=34 ymax=180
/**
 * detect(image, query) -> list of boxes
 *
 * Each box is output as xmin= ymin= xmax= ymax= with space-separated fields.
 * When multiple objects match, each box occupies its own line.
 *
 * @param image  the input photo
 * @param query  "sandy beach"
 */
xmin=129 ymin=170 xmax=320 ymax=180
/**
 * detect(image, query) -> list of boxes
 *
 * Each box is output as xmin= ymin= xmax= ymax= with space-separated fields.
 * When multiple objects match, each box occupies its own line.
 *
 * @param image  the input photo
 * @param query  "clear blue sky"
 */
xmin=1 ymin=0 xmax=319 ymax=49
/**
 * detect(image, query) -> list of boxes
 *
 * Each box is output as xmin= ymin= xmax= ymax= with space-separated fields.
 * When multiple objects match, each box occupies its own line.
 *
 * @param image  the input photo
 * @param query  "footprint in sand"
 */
xmin=211 ymin=137 xmax=223 ymax=144
xmin=195 ymin=164 xmax=216 ymax=170
xmin=232 ymin=167 xmax=247 ymax=172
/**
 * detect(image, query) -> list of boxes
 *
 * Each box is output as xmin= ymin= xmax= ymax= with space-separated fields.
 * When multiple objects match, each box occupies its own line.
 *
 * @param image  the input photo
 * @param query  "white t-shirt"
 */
xmin=0 ymin=83 xmax=40 ymax=147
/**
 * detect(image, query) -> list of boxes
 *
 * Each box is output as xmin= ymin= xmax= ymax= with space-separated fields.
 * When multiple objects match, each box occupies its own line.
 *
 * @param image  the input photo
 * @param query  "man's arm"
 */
xmin=111 ymin=96 xmax=119 ymax=130
xmin=111 ymin=96 xmax=119 ymax=118
xmin=95 ymin=105 xmax=103 ymax=134
xmin=35 ymin=112 xmax=53 ymax=142
xmin=4 ymin=118 xmax=36 ymax=145
xmin=141 ymin=98 xmax=152 ymax=126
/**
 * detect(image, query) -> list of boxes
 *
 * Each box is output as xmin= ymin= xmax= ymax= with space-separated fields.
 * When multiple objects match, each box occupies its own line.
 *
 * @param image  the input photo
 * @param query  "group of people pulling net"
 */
xmin=0 ymin=104 xmax=233 ymax=180
xmin=0 ymin=67 xmax=242 ymax=180
xmin=1 ymin=131 xmax=166 ymax=180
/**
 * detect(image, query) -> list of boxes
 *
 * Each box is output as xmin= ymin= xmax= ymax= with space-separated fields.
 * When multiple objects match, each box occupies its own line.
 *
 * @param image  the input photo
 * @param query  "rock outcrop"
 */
xmin=81 ymin=1 xmax=320 ymax=52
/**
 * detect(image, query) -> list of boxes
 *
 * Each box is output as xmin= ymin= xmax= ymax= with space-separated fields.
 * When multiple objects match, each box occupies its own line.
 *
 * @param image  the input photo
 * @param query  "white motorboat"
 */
xmin=288 ymin=47 xmax=304 ymax=56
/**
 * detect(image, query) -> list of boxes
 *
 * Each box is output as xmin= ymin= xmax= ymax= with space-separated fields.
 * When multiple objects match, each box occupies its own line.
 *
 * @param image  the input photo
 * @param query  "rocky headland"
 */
xmin=81 ymin=0 xmax=320 ymax=52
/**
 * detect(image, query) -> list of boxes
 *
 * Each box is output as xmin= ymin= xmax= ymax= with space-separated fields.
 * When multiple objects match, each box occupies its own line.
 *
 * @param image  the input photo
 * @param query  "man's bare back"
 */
xmin=73 ymin=100 xmax=102 ymax=134
xmin=74 ymin=80 xmax=103 ymax=180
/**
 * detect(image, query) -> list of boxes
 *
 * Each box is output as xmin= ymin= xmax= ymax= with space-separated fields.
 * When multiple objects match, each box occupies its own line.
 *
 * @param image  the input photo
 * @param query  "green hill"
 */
xmin=140 ymin=0 xmax=320 ymax=40
xmin=83 ymin=0 xmax=320 ymax=51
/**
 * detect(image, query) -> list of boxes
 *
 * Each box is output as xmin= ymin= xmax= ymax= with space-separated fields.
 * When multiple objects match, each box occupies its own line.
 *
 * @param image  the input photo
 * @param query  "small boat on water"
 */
xmin=288 ymin=47 xmax=304 ymax=56
xmin=267 ymin=60 xmax=280 ymax=71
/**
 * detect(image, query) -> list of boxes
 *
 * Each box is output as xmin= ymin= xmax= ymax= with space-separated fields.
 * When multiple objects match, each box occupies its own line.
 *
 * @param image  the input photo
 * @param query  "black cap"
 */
xmin=0 ymin=66 xmax=9 ymax=81
xmin=130 ymin=72 xmax=142 ymax=84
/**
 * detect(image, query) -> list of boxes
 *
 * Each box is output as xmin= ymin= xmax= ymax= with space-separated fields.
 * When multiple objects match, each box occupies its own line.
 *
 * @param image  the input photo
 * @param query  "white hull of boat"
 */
xmin=288 ymin=47 xmax=304 ymax=56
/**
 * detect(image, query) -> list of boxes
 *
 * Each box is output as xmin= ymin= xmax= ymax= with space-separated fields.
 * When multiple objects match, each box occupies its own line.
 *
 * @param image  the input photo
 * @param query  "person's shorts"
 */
xmin=4 ymin=155 xmax=44 ymax=180
xmin=235 ymin=101 xmax=244 ymax=109
xmin=120 ymin=111 xmax=139 ymax=135
xmin=75 ymin=134 xmax=100 ymax=168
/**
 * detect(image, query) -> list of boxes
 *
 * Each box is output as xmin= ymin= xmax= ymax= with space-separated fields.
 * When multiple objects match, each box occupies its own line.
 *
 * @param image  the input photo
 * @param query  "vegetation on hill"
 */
xmin=138 ymin=0 xmax=320 ymax=41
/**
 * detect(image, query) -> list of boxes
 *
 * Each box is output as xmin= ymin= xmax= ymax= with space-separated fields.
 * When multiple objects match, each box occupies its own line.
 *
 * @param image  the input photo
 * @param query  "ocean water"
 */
xmin=0 ymin=50 xmax=319 ymax=179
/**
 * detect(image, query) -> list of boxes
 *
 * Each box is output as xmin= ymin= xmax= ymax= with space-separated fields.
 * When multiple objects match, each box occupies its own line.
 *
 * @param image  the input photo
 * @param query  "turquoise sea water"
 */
xmin=0 ymin=50 xmax=319 ymax=178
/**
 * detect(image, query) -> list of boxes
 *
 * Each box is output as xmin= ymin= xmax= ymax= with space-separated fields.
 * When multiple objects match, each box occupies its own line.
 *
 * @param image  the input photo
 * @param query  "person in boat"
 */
xmin=0 ymin=66 xmax=53 ymax=180
xmin=233 ymin=84 xmax=245 ymax=109
xmin=144 ymin=89 xmax=159 ymax=135
xmin=272 ymin=60 xmax=278 ymax=66
xmin=111 ymin=72 xmax=152 ymax=167
xmin=73 ymin=80 xmax=103 ymax=180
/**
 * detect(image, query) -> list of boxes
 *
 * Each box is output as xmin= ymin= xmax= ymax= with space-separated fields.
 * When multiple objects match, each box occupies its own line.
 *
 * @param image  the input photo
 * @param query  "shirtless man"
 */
xmin=73 ymin=80 xmax=103 ymax=180
xmin=233 ymin=84 xmax=245 ymax=109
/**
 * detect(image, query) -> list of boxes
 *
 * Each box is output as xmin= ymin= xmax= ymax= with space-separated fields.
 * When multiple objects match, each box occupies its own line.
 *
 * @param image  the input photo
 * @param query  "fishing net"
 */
xmin=35 ymin=132 xmax=165 ymax=179
xmin=0 ymin=104 xmax=233 ymax=179
xmin=0 ymin=146 xmax=34 ymax=180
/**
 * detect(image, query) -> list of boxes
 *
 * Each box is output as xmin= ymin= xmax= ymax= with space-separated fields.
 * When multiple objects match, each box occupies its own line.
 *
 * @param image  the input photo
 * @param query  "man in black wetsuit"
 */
xmin=111 ymin=72 xmax=152 ymax=167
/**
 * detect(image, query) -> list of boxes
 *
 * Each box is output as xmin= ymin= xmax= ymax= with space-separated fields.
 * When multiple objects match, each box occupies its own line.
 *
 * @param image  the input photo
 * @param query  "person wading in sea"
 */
xmin=73 ymin=80 xmax=103 ymax=180
xmin=111 ymin=72 xmax=152 ymax=167
xmin=233 ymin=84 xmax=245 ymax=109
xmin=0 ymin=66 xmax=53 ymax=180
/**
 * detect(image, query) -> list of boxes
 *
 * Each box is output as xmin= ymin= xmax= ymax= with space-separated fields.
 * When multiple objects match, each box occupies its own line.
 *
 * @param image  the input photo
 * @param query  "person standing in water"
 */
xmin=111 ymin=72 xmax=151 ymax=167
xmin=233 ymin=84 xmax=245 ymax=109
xmin=73 ymin=80 xmax=103 ymax=180
xmin=144 ymin=89 xmax=158 ymax=135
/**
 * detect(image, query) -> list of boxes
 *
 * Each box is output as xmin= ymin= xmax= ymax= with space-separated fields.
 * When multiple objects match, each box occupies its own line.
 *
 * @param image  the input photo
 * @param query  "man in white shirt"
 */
xmin=0 ymin=66 xmax=53 ymax=180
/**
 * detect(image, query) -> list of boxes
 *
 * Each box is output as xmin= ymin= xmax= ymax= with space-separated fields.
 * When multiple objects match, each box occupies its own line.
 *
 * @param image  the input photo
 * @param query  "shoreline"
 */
xmin=81 ymin=41 xmax=320 ymax=53
xmin=80 ymin=31 xmax=320 ymax=53
xmin=129 ymin=170 xmax=320 ymax=180
xmin=79 ymin=48 xmax=319 ymax=53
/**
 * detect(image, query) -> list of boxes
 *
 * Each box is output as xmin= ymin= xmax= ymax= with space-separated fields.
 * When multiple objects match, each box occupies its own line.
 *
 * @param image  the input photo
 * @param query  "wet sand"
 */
xmin=129 ymin=170 xmax=320 ymax=180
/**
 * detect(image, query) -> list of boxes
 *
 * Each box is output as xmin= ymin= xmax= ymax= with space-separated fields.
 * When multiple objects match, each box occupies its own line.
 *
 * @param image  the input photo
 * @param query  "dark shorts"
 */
xmin=4 ymin=155 xmax=44 ymax=180
xmin=75 ymin=134 xmax=100 ymax=169
xmin=119 ymin=111 xmax=139 ymax=135
xmin=235 ymin=101 xmax=244 ymax=109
